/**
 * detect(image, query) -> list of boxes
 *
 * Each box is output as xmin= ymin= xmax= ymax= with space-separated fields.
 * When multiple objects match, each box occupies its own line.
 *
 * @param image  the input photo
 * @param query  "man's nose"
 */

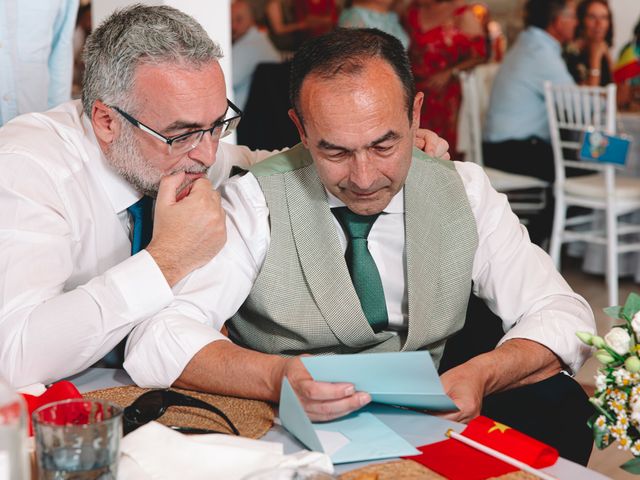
xmin=349 ymin=154 xmax=376 ymax=191
xmin=187 ymin=132 xmax=217 ymax=167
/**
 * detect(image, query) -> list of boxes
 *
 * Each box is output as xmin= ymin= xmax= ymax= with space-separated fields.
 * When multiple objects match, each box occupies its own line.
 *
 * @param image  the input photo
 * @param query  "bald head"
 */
xmin=231 ymin=0 xmax=254 ymax=43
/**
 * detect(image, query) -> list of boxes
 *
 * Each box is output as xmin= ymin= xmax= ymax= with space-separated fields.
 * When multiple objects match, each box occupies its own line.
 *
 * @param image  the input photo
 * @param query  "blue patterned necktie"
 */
xmin=332 ymin=207 xmax=389 ymax=332
xmin=127 ymin=196 xmax=154 ymax=255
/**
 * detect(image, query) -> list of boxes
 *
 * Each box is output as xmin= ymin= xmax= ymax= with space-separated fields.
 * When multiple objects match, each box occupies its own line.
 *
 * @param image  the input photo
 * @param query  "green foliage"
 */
xmin=621 ymin=457 xmax=640 ymax=474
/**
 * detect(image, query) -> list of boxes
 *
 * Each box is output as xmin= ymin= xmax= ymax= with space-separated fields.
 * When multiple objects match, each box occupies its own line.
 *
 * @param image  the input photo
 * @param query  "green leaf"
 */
xmin=604 ymin=305 xmax=623 ymax=319
xmin=622 ymin=293 xmax=640 ymax=321
xmin=594 ymin=426 xmax=612 ymax=449
xmin=621 ymin=457 xmax=640 ymax=474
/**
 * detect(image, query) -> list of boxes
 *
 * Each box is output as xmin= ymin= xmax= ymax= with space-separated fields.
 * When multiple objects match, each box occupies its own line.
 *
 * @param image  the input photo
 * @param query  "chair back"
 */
xmin=458 ymin=64 xmax=500 ymax=165
xmin=543 ymin=82 xmax=617 ymax=187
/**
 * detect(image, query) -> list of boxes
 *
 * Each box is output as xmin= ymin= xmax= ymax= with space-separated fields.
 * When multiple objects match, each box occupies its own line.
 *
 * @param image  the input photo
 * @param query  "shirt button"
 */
xmin=2 ymin=94 xmax=10 ymax=102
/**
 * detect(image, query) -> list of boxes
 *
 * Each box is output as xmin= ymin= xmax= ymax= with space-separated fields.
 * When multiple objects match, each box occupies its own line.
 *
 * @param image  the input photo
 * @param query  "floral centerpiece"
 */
xmin=577 ymin=292 xmax=640 ymax=474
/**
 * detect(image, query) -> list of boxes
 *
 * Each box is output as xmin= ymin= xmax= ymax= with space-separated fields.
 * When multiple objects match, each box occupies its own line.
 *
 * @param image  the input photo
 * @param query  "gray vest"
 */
xmin=228 ymin=144 xmax=478 ymax=368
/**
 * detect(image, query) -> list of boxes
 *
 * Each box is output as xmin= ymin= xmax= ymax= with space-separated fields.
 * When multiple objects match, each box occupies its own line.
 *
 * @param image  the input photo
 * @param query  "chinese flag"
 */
xmin=402 ymin=416 xmax=559 ymax=480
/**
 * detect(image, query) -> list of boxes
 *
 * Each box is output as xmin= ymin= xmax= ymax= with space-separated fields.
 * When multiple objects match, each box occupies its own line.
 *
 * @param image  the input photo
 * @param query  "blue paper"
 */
xmin=301 ymin=351 xmax=457 ymax=411
xmin=580 ymin=130 xmax=631 ymax=166
xmin=279 ymin=378 xmax=419 ymax=464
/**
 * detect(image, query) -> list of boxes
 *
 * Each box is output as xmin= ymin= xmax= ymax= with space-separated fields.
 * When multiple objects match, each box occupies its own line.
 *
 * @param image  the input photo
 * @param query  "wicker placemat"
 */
xmin=83 ymin=385 xmax=274 ymax=439
xmin=339 ymin=460 xmax=538 ymax=480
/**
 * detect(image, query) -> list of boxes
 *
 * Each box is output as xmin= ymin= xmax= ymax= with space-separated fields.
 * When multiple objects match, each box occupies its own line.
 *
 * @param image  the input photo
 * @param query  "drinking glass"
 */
xmin=32 ymin=399 xmax=122 ymax=480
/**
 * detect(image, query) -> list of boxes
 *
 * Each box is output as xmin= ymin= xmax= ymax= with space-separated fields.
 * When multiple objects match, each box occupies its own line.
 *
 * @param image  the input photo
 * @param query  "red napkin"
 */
xmin=403 ymin=416 xmax=559 ymax=480
xmin=21 ymin=381 xmax=83 ymax=435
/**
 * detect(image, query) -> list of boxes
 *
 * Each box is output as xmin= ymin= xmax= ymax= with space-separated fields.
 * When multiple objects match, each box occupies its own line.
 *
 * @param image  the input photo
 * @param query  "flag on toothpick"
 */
xmin=403 ymin=416 xmax=559 ymax=480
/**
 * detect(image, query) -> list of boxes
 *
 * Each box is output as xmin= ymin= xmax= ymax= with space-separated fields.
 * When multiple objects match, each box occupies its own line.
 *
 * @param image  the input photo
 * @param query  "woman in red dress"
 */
xmin=405 ymin=0 xmax=487 ymax=154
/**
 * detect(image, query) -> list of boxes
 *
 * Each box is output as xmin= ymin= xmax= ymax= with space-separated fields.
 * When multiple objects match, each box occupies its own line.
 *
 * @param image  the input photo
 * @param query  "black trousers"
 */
xmin=483 ymin=138 xmax=555 ymax=246
xmin=440 ymin=294 xmax=594 ymax=466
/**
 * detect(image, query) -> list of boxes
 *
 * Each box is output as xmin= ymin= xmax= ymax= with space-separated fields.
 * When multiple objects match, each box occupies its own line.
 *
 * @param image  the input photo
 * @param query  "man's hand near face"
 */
xmin=146 ymin=172 xmax=227 ymax=287
xmin=414 ymin=129 xmax=450 ymax=160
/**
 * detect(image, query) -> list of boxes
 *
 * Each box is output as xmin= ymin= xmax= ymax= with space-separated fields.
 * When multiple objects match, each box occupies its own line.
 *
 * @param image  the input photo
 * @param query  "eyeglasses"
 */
xmin=110 ymin=99 xmax=243 ymax=155
xmin=123 ymin=389 xmax=240 ymax=436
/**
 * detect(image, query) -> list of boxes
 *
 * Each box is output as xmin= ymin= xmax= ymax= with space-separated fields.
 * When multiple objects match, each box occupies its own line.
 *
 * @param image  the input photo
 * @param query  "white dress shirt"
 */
xmin=125 ymin=160 xmax=595 ymax=388
xmin=0 ymin=100 xmax=269 ymax=387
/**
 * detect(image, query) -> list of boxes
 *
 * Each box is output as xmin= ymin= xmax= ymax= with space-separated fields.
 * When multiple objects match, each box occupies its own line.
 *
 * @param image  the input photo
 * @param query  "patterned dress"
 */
xmin=405 ymin=5 xmax=486 ymax=153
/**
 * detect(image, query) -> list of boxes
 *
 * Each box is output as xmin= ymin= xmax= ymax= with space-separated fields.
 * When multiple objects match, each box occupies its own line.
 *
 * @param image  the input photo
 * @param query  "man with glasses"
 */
xmin=0 ymin=5 xmax=447 ymax=387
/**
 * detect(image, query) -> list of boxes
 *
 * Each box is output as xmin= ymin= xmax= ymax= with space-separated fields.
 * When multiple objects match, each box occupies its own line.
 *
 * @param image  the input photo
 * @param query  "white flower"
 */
xmin=632 ymin=312 xmax=640 ymax=338
xmin=605 ymin=327 xmax=632 ymax=356
xmin=595 ymin=373 xmax=608 ymax=391
xmin=613 ymin=369 xmax=632 ymax=387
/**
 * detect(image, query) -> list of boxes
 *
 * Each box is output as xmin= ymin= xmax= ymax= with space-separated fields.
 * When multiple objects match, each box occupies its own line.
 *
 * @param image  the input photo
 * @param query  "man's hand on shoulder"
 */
xmin=414 ymin=129 xmax=450 ymax=160
xmin=281 ymin=357 xmax=371 ymax=422
xmin=146 ymin=173 xmax=227 ymax=286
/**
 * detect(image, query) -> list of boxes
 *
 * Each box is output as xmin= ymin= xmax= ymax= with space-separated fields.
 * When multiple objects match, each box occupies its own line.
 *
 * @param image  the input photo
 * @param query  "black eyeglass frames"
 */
xmin=110 ymin=99 xmax=242 ymax=155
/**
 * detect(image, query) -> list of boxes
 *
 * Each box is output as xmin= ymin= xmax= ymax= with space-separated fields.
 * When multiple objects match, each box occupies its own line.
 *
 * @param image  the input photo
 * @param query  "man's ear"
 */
xmin=91 ymin=100 xmax=120 ymax=146
xmin=288 ymin=108 xmax=309 ymax=148
xmin=412 ymin=92 xmax=424 ymax=131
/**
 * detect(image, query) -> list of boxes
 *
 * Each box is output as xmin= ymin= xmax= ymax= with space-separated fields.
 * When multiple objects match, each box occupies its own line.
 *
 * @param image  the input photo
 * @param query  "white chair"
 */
xmin=459 ymin=69 xmax=548 ymax=219
xmin=544 ymin=81 xmax=640 ymax=306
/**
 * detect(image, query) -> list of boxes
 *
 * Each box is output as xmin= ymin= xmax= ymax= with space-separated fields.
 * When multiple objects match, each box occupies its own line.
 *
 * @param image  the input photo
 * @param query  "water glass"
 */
xmin=32 ymin=399 xmax=122 ymax=480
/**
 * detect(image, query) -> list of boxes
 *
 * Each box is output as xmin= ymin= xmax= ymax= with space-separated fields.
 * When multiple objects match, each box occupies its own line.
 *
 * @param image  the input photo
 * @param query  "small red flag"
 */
xmin=21 ymin=381 xmax=83 ymax=435
xmin=403 ymin=416 xmax=559 ymax=480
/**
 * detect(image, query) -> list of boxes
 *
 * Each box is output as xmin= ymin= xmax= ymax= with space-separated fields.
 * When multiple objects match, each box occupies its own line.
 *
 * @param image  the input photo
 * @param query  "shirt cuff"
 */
xmin=95 ymin=250 xmax=174 ymax=323
xmin=497 ymin=310 xmax=594 ymax=375
xmin=124 ymin=317 xmax=230 ymax=388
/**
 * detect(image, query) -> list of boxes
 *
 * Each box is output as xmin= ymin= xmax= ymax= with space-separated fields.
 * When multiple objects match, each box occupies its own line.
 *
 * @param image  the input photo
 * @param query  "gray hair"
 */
xmin=82 ymin=4 xmax=223 ymax=117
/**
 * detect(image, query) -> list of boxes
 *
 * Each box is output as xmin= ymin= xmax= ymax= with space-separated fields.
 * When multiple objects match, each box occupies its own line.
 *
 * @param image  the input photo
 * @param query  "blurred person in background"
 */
xmin=564 ymin=0 xmax=613 ymax=87
xmin=72 ymin=3 xmax=92 ymax=98
xmin=614 ymin=18 xmax=640 ymax=110
xmin=339 ymin=0 xmax=409 ymax=49
xmin=0 ymin=0 xmax=79 ymax=126
xmin=405 ymin=0 xmax=487 ymax=154
xmin=232 ymin=0 xmax=281 ymax=109
xmin=483 ymin=0 xmax=577 ymax=246
xmin=265 ymin=0 xmax=337 ymax=53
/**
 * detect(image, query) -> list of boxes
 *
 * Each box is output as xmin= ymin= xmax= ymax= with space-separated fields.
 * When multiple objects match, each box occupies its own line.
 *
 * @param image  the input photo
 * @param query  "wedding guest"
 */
xmin=405 ymin=0 xmax=487 ymax=154
xmin=339 ymin=0 xmax=409 ymax=49
xmin=564 ymin=0 xmax=613 ymax=86
xmin=232 ymin=0 xmax=281 ymax=109
xmin=614 ymin=18 xmax=640 ymax=109
xmin=126 ymin=28 xmax=595 ymax=465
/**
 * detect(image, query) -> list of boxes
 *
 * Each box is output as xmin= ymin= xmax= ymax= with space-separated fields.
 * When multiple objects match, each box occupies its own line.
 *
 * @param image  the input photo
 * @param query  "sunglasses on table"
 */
xmin=123 ymin=389 xmax=240 ymax=436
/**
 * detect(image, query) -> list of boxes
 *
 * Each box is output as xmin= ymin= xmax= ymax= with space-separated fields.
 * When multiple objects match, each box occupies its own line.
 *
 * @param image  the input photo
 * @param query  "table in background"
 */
xmin=68 ymin=368 xmax=608 ymax=479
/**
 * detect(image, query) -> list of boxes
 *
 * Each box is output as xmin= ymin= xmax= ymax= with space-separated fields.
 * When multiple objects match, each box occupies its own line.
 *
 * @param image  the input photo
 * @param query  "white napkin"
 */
xmin=117 ymin=421 xmax=334 ymax=480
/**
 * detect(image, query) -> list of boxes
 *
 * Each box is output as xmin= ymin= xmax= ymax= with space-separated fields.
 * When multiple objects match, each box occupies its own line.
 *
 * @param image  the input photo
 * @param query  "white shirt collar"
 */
xmin=81 ymin=112 xmax=142 ymax=215
xmin=325 ymin=186 xmax=405 ymax=214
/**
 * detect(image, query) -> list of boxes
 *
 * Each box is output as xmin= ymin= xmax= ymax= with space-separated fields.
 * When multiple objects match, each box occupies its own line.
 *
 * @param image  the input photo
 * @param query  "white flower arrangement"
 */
xmin=577 ymin=293 xmax=640 ymax=474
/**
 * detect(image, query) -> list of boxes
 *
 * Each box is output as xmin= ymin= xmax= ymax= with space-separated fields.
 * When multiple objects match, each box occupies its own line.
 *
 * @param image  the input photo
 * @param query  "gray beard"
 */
xmin=105 ymin=125 xmax=209 ymax=197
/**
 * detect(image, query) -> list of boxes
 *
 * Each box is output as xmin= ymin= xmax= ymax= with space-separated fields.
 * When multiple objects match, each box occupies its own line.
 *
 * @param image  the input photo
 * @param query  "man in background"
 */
xmin=232 ymin=0 xmax=281 ymax=110
xmin=483 ymin=0 xmax=577 ymax=244
xmin=0 ymin=0 xmax=79 ymax=125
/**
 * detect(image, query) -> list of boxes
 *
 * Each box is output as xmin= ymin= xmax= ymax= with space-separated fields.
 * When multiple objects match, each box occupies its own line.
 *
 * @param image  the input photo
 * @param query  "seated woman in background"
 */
xmin=564 ymin=0 xmax=613 ymax=86
xmin=405 ymin=0 xmax=487 ymax=154
xmin=265 ymin=0 xmax=337 ymax=53
xmin=339 ymin=0 xmax=409 ymax=49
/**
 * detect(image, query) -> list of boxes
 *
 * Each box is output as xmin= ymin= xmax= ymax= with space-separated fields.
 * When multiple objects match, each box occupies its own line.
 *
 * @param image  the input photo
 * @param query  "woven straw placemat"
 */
xmin=84 ymin=385 xmax=274 ymax=439
xmin=339 ymin=460 xmax=538 ymax=480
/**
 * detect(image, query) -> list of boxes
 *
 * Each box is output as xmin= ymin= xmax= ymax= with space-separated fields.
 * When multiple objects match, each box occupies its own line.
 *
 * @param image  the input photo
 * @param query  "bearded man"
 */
xmin=0 ymin=5 xmax=447 ymax=388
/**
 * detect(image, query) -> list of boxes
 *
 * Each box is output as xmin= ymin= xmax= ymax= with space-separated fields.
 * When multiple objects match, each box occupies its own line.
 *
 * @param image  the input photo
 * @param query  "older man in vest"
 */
xmin=126 ymin=28 xmax=596 ymax=463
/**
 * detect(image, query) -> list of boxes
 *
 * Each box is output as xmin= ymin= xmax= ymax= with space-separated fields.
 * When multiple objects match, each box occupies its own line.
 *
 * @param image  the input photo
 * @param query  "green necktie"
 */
xmin=332 ymin=207 xmax=389 ymax=332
